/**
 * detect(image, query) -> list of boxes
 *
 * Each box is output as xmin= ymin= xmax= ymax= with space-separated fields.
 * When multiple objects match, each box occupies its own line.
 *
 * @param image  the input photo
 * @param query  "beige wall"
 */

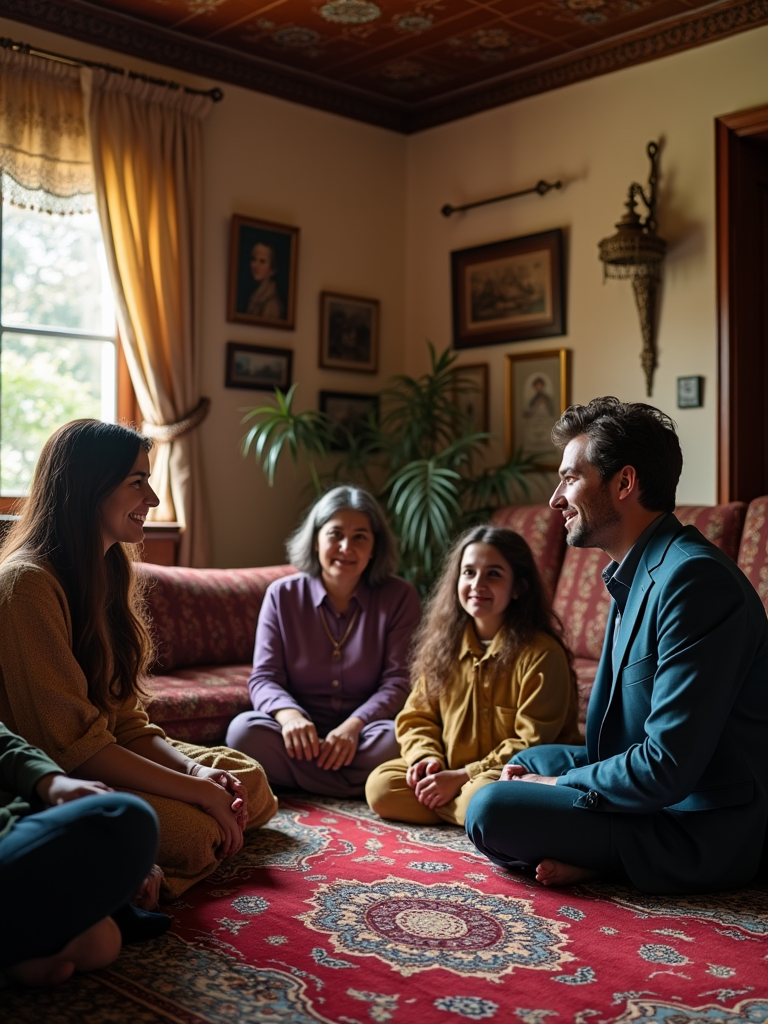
xmin=404 ymin=26 xmax=768 ymax=505
xmin=3 ymin=15 xmax=768 ymax=562
xmin=0 ymin=16 xmax=407 ymax=568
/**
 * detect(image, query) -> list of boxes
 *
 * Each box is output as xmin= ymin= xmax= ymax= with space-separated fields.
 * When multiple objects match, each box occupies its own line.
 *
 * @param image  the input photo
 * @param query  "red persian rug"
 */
xmin=3 ymin=794 xmax=767 ymax=1023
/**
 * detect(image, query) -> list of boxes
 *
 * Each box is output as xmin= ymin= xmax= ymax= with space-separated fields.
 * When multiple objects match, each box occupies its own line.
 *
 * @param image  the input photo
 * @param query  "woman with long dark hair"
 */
xmin=0 ymin=420 xmax=277 ymax=900
xmin=366 ymin=525 xmax=581 ymax=826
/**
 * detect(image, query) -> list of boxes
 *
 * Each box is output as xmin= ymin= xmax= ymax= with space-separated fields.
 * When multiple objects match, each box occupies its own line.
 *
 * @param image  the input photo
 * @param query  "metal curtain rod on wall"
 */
xmin=441 ymin=179 xmax=561 ymax=218
xmin=0 ymin=36 xmax=224 ymax=102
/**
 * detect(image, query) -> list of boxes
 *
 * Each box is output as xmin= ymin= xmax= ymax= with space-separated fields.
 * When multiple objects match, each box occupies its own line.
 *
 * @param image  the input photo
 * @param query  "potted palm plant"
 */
xmin=240 ymin=344 xmax=534 ymax=593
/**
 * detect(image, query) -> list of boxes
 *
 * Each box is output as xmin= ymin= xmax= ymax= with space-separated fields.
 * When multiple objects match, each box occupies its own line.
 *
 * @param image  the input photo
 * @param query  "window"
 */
xmin=0 ymin=178 xmax=118 ymax=501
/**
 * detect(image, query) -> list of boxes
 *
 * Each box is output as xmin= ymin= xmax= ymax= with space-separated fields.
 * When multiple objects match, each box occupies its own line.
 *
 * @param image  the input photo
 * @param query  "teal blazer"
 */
xmin=556 ymin=514 xmax=768 ymax=887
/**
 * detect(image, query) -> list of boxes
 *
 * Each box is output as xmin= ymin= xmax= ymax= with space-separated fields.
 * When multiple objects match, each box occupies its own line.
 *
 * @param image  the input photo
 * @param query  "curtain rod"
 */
xmin=0 ymin=36 xmax=224 ymax=102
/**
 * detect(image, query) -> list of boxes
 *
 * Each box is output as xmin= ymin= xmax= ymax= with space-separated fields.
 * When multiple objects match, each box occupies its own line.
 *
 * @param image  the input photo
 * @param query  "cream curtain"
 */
xmin=82 ymin=70 xmax=213 ymax=567
xmin=0 ymin=47 xmax=93 ymax=212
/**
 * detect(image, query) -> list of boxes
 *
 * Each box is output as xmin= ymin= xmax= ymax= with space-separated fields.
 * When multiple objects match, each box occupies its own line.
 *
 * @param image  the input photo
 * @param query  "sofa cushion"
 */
xmin=135 ymin=563 xmax=295 ymax=671
xmin=675 ymin=502 xmax=747 ymax=561
xmin=552 ymin=546 xmax=612 ymax=661
xmin=143 ymin=664 xmax=253 ymax=746
xmin=737 ymin=496 xmax=768 ymax=612
xmin=490 ymin=504 xmax=566 ymax=599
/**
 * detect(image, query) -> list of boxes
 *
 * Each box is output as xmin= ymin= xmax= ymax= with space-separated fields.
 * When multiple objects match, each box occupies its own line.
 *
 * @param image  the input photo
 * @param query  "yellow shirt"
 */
xmin=396 ymin=625 xmax=581 ymax=779
xmin=0 ymin=560 xmax=164 ymax=773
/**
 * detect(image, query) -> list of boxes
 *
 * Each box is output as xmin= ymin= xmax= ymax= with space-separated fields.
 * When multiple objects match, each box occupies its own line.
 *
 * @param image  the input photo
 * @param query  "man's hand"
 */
xmin=414 ymin=768 xmax=469 ymax=809
xmin=35 ymin=773 xmax=113 ymax=806
xmin=406 ymin=758 xmax=442 ymax=789
xmin=500 ymin=764 xmax=557 ymax=786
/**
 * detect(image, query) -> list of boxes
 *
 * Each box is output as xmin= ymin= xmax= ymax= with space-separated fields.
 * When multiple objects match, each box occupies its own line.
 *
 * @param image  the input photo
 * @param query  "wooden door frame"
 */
xmin=716 ymin=104 xmax=768 ymax=502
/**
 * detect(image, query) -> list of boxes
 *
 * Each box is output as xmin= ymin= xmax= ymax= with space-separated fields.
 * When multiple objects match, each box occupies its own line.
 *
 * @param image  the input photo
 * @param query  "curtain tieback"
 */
xmin=141 ymin=397 xmax=210 ymax=444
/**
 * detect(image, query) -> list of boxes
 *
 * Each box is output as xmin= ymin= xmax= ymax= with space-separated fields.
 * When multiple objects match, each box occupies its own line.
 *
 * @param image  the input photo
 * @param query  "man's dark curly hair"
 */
xmin=552 ymin=397 xmax=682 ymax=513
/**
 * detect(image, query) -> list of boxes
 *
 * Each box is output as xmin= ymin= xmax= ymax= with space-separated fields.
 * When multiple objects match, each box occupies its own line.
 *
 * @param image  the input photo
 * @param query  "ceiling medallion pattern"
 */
xmin=547 ymin=0 xmax=653 ymax=27
xmin=10 ymin=0 xmax=768 ymax=133
xmin=319 ymin=0 xmax=382 ymax=24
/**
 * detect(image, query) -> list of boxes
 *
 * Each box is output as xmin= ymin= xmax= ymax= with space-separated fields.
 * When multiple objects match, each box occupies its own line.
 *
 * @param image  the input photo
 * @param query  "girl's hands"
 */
xmin=414 ymin=768 xmax=469 ymax=809
xmin=134 ymin=864 xmax=164 ymax=910
xmin=317 ymin=717 xmax=364 ymax=772
xmin=192 ymin=778 xmax=246 ymax=858
xmin=406 ymin=758 xmax=442 ymax=790
xmin=275 ymin=711 xmax=320 ymax=761
xmin=36 ymin=773 xmax=113 ymax=806
xmin=189 ymin=765 xmax=248 ymax=829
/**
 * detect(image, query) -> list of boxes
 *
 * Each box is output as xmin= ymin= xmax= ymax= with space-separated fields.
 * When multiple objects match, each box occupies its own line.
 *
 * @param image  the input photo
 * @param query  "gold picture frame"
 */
xmin=506 ymin=349 xmax=569 ymax=469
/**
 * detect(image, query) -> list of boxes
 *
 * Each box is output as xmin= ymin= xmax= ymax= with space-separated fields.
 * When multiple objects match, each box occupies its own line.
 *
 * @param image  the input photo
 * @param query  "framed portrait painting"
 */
xmin=319 ymin=292 xmax=379 ymax=373
xmin=452 ymin=363 xmax=489 ymax=434
xmin=227 ymin=214 xmax=299 ymax=330
xmin=451 ymin=229 xmax=565 ymax=349
xmin=319 ymin=390 xmax=379 ymax=450
xmin=506 ymin=349 xmax=569 ymax=469
xmin=225 ymin=342 xmax=292 ymax=391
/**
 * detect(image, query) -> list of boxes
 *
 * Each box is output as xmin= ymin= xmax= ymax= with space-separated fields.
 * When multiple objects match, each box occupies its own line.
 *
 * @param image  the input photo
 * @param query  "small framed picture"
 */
xmin=506 ymin=348 xmax=569 ymax=469
xmin=319 ymin=291 xmax=379 ymax=374
xmin=452 ymin=363 xmax=489 ymax=434
xmin=677 ymin=375 xmax=703 ymax=408
xmin=451 ymin=229 xmax=565 ymax=349
xmin=225 ymin=342 xmax=292 ymax=391
xmin=319 ymin=389 xmax=379 ymax=450
xmin=227 ymin=214 xmax=299 ymax=330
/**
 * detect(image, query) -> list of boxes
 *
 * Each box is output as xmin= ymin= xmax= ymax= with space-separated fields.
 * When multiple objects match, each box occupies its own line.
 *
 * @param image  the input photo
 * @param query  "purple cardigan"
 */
xmin=248 ymin=573 xmax=421 ymax=733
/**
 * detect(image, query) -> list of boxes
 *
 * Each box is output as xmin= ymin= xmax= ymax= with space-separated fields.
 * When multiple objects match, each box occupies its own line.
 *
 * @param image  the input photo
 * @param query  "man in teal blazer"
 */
xmin=466 ymin=397 xmax=768 ymax=893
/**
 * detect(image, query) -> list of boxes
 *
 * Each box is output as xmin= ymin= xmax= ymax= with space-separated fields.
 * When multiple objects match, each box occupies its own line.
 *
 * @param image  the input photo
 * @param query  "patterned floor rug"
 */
xmin=2 ymin=794 xmax=767 ymax=1024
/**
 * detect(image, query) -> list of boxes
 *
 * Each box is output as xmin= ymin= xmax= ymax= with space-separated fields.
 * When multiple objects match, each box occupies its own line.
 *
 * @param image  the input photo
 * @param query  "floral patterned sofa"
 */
xmin=135 ymin=562 xmax=295 ymax=744
xmin=492 ymin=496 xmax=767 ymax=729
xmin=137 ymin=496 xmax=768 ymax=745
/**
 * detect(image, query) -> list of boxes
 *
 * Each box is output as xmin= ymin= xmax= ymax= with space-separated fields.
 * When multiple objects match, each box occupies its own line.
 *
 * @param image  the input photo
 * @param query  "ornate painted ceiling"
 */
xmin=1 ymin=0 xmax=766 ymax=131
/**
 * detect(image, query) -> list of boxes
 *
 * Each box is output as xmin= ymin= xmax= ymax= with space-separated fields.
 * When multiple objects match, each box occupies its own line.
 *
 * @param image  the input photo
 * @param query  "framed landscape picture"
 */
xmin=506 ymin=348 xmax=569 ymax=469
xmin=319 ymin=390 xmax=379 ymax=450
xmin=227 ymin=214 xmax=299 ymax=330
xmin=225 ymin=342 xmax=292 ymax=391
xmin=319 ymin=292 xmax=379 ymax=373
xmin=452 ymin=363 xmax=489 ymax=434
xmin=451 ymin=229 xmax=565 ymax=349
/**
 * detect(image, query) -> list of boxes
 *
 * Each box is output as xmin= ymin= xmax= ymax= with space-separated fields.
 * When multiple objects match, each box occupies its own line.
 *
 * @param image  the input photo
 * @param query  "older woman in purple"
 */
xmin=226 ymin=486 xmax=420 ymax=796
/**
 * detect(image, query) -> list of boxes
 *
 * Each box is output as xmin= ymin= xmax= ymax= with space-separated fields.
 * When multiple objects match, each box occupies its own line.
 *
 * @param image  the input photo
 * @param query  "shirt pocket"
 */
xmin=495 ymin=706 xmax=517 ymax=732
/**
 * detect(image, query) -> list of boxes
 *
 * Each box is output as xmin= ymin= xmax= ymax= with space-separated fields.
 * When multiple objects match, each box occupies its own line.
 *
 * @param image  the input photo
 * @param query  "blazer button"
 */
xmin=585 ymin=790 xmax=598 ymax=809
xmin=332 ymin=679 xmax=340 ymax=688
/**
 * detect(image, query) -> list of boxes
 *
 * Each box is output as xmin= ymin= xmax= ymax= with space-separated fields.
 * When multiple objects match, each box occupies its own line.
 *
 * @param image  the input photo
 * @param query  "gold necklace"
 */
xmin=319 ymin=605 xmax=360 ymax=659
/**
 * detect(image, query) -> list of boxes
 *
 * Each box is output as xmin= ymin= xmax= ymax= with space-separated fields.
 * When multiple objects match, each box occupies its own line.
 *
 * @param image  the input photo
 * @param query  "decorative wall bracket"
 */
xmin=598 ymin=141 xmax=666 ymax=396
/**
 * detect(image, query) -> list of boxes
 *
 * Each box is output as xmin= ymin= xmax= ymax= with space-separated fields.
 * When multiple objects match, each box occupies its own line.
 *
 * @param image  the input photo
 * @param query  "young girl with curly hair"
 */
xmin=366 ymin=525 xmax=581 ymax=826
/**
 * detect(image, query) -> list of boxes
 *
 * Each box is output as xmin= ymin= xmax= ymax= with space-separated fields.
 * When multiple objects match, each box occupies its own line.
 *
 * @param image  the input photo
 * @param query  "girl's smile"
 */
xmin=458 ymin=542 xmax=516 ymax=641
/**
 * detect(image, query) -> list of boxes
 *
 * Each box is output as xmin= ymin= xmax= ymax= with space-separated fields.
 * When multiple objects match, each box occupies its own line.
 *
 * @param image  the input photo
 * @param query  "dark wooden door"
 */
xmin=716 ymin=107 xmax=768 ymax=503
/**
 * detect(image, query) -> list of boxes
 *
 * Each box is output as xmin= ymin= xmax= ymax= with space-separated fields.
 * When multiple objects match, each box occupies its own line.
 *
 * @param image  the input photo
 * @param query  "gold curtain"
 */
xmin=82 ymin=69 xmax=213 ymax=567
xmin=0 ymin=47 xmax=93 ymax=212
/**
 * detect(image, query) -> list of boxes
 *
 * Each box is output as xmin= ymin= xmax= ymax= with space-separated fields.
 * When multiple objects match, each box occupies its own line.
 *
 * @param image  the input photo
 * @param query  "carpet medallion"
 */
xmin=1 ymin=794 xmax=766 ymax=1023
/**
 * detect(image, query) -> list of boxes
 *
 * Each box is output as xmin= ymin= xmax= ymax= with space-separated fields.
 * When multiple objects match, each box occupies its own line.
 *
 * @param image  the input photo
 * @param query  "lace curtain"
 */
xmin=0 ymin=47 xmax=94 ymax=213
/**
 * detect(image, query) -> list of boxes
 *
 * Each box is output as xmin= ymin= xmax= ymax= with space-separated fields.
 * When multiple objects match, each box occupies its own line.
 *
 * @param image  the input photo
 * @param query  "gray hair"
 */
xmin=287 ymin=485 xmax=398 ymax=586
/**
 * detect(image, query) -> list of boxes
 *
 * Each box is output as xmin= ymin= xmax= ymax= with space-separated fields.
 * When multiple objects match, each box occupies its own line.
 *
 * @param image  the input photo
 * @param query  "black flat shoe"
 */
xmin=112 ymin=903 xmax=172 ymax=945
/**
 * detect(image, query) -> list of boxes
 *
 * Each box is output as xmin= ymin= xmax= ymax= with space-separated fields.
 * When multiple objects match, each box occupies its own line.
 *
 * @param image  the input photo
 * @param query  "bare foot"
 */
xmin=7 ymin=958 xmax=76 ymax=987
xmin=535 ymin=859 xmax=600 ymax=887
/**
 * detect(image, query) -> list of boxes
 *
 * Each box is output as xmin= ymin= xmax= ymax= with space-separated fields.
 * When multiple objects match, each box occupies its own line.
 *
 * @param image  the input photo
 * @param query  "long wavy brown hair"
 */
xmin=410 ymin=525 xmax=575 ymax=699
xmin=0 ymin=420 xmax=155 ymax=713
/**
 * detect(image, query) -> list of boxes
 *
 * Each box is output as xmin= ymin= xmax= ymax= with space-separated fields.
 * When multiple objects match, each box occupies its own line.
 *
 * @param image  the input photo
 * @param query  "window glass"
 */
xmin=0 ymin=187 xmax=117 ymax=497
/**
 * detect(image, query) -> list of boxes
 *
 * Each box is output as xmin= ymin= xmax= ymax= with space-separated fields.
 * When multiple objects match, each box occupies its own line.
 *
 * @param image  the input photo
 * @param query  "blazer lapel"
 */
xmin=592 ymin=514 xmax=684 ymax=757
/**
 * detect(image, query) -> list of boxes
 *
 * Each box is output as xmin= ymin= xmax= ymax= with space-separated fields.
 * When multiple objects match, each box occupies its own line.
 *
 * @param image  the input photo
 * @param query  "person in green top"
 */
xmin=0 ymin=721 xmax=163 ymax=986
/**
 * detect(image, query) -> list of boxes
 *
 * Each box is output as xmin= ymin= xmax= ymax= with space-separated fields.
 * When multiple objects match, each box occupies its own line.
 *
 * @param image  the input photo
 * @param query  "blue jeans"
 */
xmin=0 ymin=793 xmax=158 ymax=969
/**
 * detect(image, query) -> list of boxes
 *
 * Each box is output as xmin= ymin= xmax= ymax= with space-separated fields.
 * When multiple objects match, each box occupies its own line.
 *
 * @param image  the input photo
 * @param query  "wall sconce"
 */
xmin=598 ymin=141 xmax=666 ymax=397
